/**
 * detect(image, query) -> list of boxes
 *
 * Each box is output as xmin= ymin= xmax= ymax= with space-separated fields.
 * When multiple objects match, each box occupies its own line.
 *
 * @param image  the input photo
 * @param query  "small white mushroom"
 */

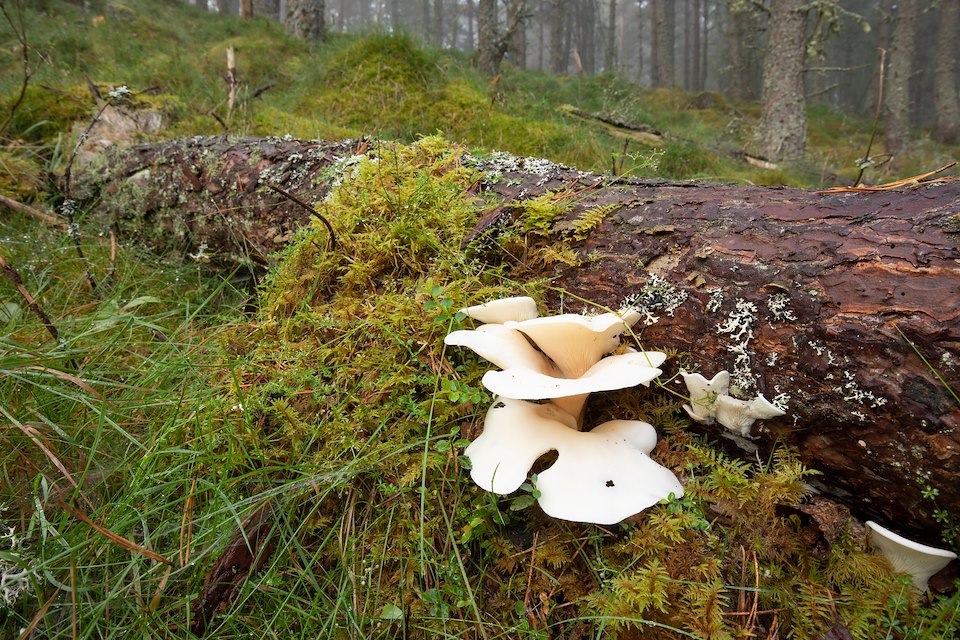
xmin=866 ymin=521 xmax=958 ymax=591
xmin=714 ymin=394 xmax=785 ymax=437
xmin=465 ymin=398 xmax=683 ymax=524
xmin=681 ymin=370 xmax=730 ymax=423
xmin=460 ymin=296 xmax=539 ymax=324
xmin=681 ymin=370 xmax=784 ymax=437
xmin=507 ymin=311 xmax=641 ymax=378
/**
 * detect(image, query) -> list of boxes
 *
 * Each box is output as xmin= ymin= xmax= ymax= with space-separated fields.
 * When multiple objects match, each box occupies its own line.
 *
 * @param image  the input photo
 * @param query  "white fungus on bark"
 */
xmin=866 ymin=521 xmax=958 ymax=592
xmin=681 ymin=369 xmax=784 ymax=437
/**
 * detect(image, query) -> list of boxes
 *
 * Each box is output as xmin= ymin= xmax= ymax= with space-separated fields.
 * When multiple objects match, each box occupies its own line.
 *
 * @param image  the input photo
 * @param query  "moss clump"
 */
xmin=3 ymin=85 xmax=93 ymax=143
xmin=0 ymin=151 xmax=43 ymax=198
xmin=657 ymin=142 xmax=722 ymax=179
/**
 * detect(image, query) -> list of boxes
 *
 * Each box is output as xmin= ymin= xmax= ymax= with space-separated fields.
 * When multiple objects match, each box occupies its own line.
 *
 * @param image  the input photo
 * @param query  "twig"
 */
xmin=226 ymin=46 xmax=237 ymax=120
xmin=58 ymin=500 xmax=173 ymax=566
xmin=854 ymin=48 xmax=887 ymax=187
xmin=817 ymin=162 xmax=957 ymax=193
xmin=0 ymin=252 xmax=63 ymax=345
xmin=267 ymin=183 xmax=338 ymax=251
xmin=243 ymin=80 xmax=277 ymax=103
xmin=0 ymin=192 xmax=68 ymax=229
xmin=209 ymin=110 xmax=228 ymax=131
xmin=0 ymin=0 xmax=30 ymax=139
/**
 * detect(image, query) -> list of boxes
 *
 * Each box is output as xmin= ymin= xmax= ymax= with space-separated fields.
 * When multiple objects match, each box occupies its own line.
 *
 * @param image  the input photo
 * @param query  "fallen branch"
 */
xmin=0 ymin=193 xmax=67 ymax=229
xmin=817 ymin=161 xmax=957 ymax=193
xmin=0 ymin=252 xmax=63 ymax=345
xmin=58 ymin=501 xmax=173 ymax=566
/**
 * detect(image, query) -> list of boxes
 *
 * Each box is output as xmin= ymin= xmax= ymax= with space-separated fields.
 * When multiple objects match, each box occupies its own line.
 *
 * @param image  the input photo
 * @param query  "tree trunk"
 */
xmin=576 ymin=0 xmax=596 ymax=75
xmin=240 ymin=0 xmax=253 ymax=17
xmin=252 ymin=0 xmax=280 ymax=20
xmin=691 ymin=0 xmax=701 ymax=91
xmin=549 ymin=0 xmax=565 ymax=73
xmin=217 ymin=0 xmax=230 ymax=14
xmin=932 ymin=0 xmax=959 ymax=144
xmin=77 ymin=136 xmax=960 ymax=546
xmin=603 ymin=0 xmax=616 ymax=71
xmin=652 ymin=0 xmax=673 ymax=86
xmin=509 ymin=0 xmax=527 ymax=68
xmin=476 ymin=0 xmax=499 ymax=74
xmin=757 ymin=0 xmax=808 ymax=163
xmin=285 ymin=0 xmax=325 ymax=40
xmin=883 ymin=0 xmax=916 ymax=159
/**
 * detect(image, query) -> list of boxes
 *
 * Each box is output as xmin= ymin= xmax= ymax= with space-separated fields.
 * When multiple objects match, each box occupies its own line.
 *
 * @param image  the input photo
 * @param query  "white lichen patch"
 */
xmin=715 ymin=299 xmax=760 ymax=396
xmin=622 ymin=274 xmax=689 ymax=326
xmin=836 ymin=371 xmax=888 ymax=410
xmin=766 ymin=293 xmax=797 ymax=323
xmin=772 ymin=391 xmax=791 ymax=412
xmin=706 ymin=287 xmax=724 ymax=314
xmin=942 ymin=351 xmax=956 ymax=370
xmin=1 ymin=522 xmax=33 ymax=609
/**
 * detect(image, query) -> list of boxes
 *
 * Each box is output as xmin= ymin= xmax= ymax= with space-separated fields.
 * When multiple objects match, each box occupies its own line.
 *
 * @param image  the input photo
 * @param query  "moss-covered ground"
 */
xmin=1 ymin=1 xmax=958 ymax=638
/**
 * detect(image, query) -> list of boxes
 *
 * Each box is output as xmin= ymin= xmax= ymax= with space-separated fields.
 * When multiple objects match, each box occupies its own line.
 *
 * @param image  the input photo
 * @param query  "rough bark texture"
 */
xmin=757 ymin=0 xmax=807 ymax=163
xmin=77 ymin=137 xmax=960 ymax=545
xmin=75 ymin=136 xmax=362 ymax=266
xmin=285 ymin=0 xmax=325 ymax=41
xmin=932 ymin=0 xmax=960 ymax=145
xmin=883 ymin=0 xmax=916 ymax=158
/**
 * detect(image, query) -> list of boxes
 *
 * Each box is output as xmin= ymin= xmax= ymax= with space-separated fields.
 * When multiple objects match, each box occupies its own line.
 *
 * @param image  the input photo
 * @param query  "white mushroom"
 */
xmin=443 ymin=324 xmax=561 ymax=377
xmin=507 ymin=311 xmax=641 ymax=378
xmin=481 ymin=350 xmax=666 ymax=424
xmin=460 ymin=296 xmax=539 ymax=324
xmin=681 ymin=370 xmax=730 ymax=424
xmin=714 ymin=394 xmax=785 ymax=437
xmin=866 ymin=521 xmax=958 ymax=592
xmin=465 ymin=398 xmax=683 ymax=524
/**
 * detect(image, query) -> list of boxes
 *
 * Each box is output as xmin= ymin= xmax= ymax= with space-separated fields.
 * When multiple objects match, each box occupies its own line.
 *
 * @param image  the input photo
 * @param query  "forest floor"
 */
xmin=0 ymin=1 xmax=958 ymax=638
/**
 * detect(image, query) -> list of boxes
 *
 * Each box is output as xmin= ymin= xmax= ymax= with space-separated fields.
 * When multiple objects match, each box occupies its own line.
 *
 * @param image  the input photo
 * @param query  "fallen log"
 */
xmin=77 ymin=137 xmax=960 ymax=546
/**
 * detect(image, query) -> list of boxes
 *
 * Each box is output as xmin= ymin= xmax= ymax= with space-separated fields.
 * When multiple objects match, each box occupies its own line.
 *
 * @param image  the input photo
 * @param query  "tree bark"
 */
xmin=932 ymin=0 xmax=959 ymax=144
xmin=240 ymin=0 xmax=253 ymax=18
xmin=285 ymin=0 xmax=325 ymax=39
xmin=77 ymin=136 xmax=960 ymax=546
xmin=603 ymin=0 xmax=615 ymax=72
xmin=883 ymin=0 xmax=916 ymax=159
xmin=549 ymin=0 xmax=565 ymax=73
xmin=252 ymin=0 xmax=280 ymax=20
xmin=757 ymin=0 xmax=808 ymax=163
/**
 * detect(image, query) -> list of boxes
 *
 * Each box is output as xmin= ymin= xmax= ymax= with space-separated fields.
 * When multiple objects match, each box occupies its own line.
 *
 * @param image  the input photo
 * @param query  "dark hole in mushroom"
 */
xmin=530 ymin=449 xmax=559 ymax=475
xmin=605 ymin=480 xmax=615 ymax=487
xmin=492 ymin=401 xmax=506 ymax=409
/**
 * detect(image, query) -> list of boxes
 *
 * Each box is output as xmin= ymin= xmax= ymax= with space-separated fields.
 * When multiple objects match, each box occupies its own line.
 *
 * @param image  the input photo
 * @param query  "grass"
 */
xmin=1 ymin=0 xmax=959 ymax=638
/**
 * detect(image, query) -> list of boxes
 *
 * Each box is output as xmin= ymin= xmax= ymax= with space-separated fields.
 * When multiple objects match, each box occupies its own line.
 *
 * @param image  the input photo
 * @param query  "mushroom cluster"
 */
xmin=680 ymin=370 xmax=784 ymax=438
xmin=444 ymin=296 xmax=683 ymax=525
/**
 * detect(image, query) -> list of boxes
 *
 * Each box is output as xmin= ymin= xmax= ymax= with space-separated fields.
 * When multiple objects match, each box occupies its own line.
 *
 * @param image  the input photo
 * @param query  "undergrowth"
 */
xmin=6 ymin=136 xmax=955 ymax=638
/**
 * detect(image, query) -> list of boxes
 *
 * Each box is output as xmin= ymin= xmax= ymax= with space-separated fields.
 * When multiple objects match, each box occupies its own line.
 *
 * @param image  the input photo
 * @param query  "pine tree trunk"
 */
xmin=549 ymin=0 xmax=565 ymax=73
xmin=883 ymin=0 xmax=916 ymax=158
xmin=284 ymin=0 xmax=325 ymax=40
xmin=252 ymin=0 xmax=279 ymax=20
xmin=476 ymin=0 xmax=499 ymax=75
xmin=77 ymin=135 xmax=960 ymax=545
xmin=603 ymin=0 xmax=616 ymax=72
xmin=932 ymin=0 xmax=959 ymax=144
xmin=757 ymin=0 xmax=807 ymax=162
xmin=691 ymin=0 xmax=701 ymax=92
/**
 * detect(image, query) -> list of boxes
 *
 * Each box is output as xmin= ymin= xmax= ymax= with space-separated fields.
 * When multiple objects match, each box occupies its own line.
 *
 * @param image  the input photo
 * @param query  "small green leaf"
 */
xmin=379 ymin=603 xmax=404 ymax=620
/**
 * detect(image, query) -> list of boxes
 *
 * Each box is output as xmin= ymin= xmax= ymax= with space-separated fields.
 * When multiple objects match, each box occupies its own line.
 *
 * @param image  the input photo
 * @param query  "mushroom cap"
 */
xmin=866 ymin=521 xmax=958 ymax=591
xmin=480 ymin=350 xmax=666 ymax=402
xmin=460 ymin=296 xmax=539 ymax=324
xmin=681 ymin=370 xmax=730 ymax=424
xmin=443 ymin=324 xmax=560 ymax=377
xmin=714 ymin=394 xmax=785 ymax=437
xmin=507 ymin=311 xmax=641 ymax=378
xmin=465 ymin=399 xmax=683 ymax=524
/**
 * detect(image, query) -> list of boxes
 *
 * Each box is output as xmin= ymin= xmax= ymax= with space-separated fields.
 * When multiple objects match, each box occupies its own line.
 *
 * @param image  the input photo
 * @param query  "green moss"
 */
xmin=3 ymin=85 xmax=93 ymax=143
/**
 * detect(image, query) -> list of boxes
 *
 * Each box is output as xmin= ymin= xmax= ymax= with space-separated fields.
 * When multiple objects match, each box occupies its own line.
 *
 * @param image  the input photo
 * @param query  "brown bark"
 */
xmin=78 ymin=137 xmax=960 ymax=546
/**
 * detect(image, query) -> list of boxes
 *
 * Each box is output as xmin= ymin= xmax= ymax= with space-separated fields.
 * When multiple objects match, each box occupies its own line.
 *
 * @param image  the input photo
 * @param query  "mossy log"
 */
xmin=78 ymin=137 xmax=960 ymax=546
